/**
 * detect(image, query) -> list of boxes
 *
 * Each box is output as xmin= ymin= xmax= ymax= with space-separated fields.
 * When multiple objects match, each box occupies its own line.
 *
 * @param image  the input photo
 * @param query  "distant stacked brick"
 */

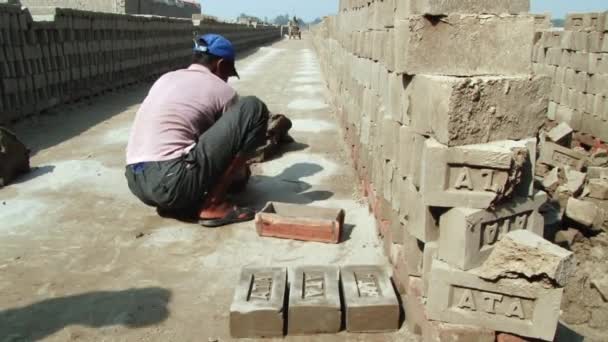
xmin=14 ymin=0 xmax=200 ymax=19
xmin=533 ymin=12 xmax=608 ymax=142
xmin=313 ymin=0 xmax=570 ymax=340
xmin=0 ymin=4 xmax=281 ymax=124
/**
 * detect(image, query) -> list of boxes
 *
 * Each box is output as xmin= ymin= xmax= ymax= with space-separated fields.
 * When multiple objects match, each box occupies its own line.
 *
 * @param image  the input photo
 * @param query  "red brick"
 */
xmin=255 ymin=202 xmax=344 ymax=244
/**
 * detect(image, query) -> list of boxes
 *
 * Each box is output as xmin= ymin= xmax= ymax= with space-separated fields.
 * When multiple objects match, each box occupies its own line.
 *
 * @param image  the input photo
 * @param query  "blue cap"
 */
xmin=194 ymin=34 xmax=239 ymax=78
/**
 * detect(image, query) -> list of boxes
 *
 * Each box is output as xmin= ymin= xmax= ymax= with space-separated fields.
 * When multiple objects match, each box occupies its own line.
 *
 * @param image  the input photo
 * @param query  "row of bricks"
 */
xmin=0 ymin=47 xmax=191 ymax=87
xmin=312 ymin=13 xmax=569 ymax=342
xmin=0 ymin=62 xmax=188 ymax=122
xmin=321 ymin=13 xmax=536 ymax=77
xmin=0 ymin=29 xmax=278 ymax=89
xmin=337 ymin=0 xmax=533 ymax=32
xmin=533 ymin=62 xmax=608 ymax=96
xmin=0 ymin=30 xmax=280 ymax=123
xmin=548 ymin=102 xmax=608 ymax=142
xmin=0 ymin=57 xmax=188 ymax=105
xmin=544 ymin=83 xmax=608 ymax=120
xmin=319 ymin=39 xmax=547 ymax=147
xmin=230 ymin=265 xmax=399 ymax=338
xmin=565 ymin=12 xmax=608 ymax=33
xmin=537 ymin=46 xmax=608 ymax=75
xmin=0 ymin=27 xmax=192 ymax=46
xmin=329 ymin=81 xmax=568 ymax=342
xmin=337 ymin=97 xmax=563 ymax=342
xmin=0 ymin=41 xmax=190 ymax=66
xmin=538 ymin=29 xmax=607 ymax=52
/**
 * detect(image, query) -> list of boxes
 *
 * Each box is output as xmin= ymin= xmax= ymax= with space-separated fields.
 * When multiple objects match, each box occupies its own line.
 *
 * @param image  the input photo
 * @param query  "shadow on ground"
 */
xmin=8 ymin=165 xmax=56 ymax=186
xmin=240 ymin=162 xmax=334 ymax=210
xmin=0 ymin=287 xmax=171 ymax=341
xmin=10 ymin=87 xmax=148 ymax=157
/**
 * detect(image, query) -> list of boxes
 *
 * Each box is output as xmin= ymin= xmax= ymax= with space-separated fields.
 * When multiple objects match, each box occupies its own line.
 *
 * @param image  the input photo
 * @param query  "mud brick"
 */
xmin=288 ymin=265 xmax=341 ymax=335
xmin=547 ymin=101 xmax=557 ymax=120
xmin=389 ymin=209 xmax=405 ymax=244
xmin=397 ymin=126 xmax=425 ymax=186
xmin=406 ymin=0 xmax=529 ymax=15
xmin=394 ymin=15 xmax=534 ymax=76
xmin=588 ymin=32 xmax=604 ymax=53
xmin=570 ymin=52 xmax=590 ymax=73
xmin=422 ymin=241 xmax=438 ymax=297
xmin=402 ymin=227 xmax=424 ymax=277
xmin=420 ymin=139 xmax=535 ymax=209
xmin=405 ymin=277 xmax=497 ymax=341
xmin=391 ymin=246 xmax=410 ymax=295
xmin=408 ymin=75 xmax=550 ymax=147
xmin=589 ymin=53 xmax=604 ymax=74
xmin=398 ymin=177 xmax=440 ymax=243
xmin=554 ymin=104 xmax=583 ymax=131
xmin=550 ymin=83 xmax=562 ymax=102
xmin=554 ymin=66 xmax=566 ymax=83
xmin=573 ymin=31 xmax=590 ymax=52
xmin=427 ymin=260 xmax=563 ymax=341
xmin=588 ymin=74 xmax=608 ymax=96
xmin=341 ymin=265 xmax=400 ymax=332
xmin=541 ymin=30 xmax=561 ymax=48
xmin=426 ymin=321 xmax=496 ymax=342
xmin=544 ymin=47 xmax=561 ymax=66
xmin=437 ymin=192 xmax=546 ymax=271
xmin=539 ymin=142 xmax=588 ymax=170
xmin=230 ymin=267 xmax=286 ymax=338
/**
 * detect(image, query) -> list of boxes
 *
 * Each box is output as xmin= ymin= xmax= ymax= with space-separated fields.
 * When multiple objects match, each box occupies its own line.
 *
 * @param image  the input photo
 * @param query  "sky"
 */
xmin=199 ymin=0 xmax=607 ymax=22
xmin=531 ymin=0 xmax=607 ymax=19
xmin=200 ymin=0 xmax=337 ymax=22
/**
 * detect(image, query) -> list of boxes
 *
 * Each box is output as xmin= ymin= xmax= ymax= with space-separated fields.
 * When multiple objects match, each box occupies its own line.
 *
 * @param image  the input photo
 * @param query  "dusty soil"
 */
xmin=561 ymin=232 xmax=608 ymax=342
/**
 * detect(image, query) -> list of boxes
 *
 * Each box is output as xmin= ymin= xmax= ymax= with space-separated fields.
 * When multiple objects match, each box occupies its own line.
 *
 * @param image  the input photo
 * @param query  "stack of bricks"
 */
xmin=313 ymin=0 xmax=574 ymax=341
xmin=533 ymin=12 xmax=608 ymax=142
xmin=7 ymin=0 xmax=201 ymax=19
xmin=0 ymin=3 xmax=280 ymax=125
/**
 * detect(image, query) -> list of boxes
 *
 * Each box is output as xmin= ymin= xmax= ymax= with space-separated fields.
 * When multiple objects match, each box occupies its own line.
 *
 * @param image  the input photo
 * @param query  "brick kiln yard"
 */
xmin=0 ymin=37 xmax=418 ymax=341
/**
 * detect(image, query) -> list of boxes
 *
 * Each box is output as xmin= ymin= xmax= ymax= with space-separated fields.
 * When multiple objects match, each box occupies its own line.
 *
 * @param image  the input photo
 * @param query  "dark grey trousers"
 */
xmin=125 ymin=96 xmax=269 ymax=214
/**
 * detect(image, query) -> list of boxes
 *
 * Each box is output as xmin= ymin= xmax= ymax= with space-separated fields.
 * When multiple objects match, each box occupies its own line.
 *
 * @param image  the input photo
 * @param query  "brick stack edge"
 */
xmin=311 ymin=0 xmax=575 ymax=341
xmin=534 ymin=12 xmax=608 ymax=142
xmin=0 ymin=3 xmax=281 ymax=125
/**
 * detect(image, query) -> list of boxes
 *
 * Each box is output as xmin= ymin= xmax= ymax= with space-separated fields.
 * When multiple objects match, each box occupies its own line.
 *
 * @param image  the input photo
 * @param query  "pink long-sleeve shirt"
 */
xmin=126 ymin=64 xmax=237 ymax=165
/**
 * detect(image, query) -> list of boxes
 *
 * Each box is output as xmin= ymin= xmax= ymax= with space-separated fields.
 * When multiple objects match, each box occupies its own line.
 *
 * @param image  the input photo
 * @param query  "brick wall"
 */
xmin=533 ymin=12 xmax=608 ymax=142
xmin=10 ymin=0 xmax=200 ymax=19
xmin=0 ymin=4 xmax=280 ymax=125
xmin=311 ymin=0 xmax=571 ymax=341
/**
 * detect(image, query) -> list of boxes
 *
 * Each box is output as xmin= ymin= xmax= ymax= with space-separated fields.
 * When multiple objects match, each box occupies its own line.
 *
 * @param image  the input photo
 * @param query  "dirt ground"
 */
xmin=560 ymin=231 xmax=608 ymax=342
xmin=0 ymin=37 xmax=417 ymax=341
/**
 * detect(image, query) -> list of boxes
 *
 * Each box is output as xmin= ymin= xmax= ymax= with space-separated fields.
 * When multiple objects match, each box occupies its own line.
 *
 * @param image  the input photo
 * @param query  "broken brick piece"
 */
xmin=255 ymin=202 xmax=345 ymax=244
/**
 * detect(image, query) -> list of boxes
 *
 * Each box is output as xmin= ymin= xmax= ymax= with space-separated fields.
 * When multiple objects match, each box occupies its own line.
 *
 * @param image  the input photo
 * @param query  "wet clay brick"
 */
xmin=288 ymin=265 xmax=341 ymax=335
xmin=437 ymin=192 xmax=546 ymax=271
xmin=230 ymin=267 xmax=287 ymax=338
xmin=405 ymin=277 xmax=495 ymax=342
xmin=420 ymin=139 xmax=534 ymax=209
xmin=427 ymin=260 xmax=563 ymax=341
xmin=341 ymin=265 xmax=400 ymax=332
xmin=255 ymin=202 xmax=345 ymax=244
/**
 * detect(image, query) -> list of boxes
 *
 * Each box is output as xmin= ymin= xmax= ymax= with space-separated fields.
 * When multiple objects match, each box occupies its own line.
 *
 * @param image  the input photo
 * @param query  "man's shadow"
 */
xmin=0 ymin=287 xmax=171 ymax=341
xmin=238 ymin=162 xmax=334 ymax=210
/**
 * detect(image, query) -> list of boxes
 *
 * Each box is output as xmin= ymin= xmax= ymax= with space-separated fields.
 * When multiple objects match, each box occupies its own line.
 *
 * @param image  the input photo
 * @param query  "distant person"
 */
xmin=125 ymin=34 xmax=269 ymax=227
